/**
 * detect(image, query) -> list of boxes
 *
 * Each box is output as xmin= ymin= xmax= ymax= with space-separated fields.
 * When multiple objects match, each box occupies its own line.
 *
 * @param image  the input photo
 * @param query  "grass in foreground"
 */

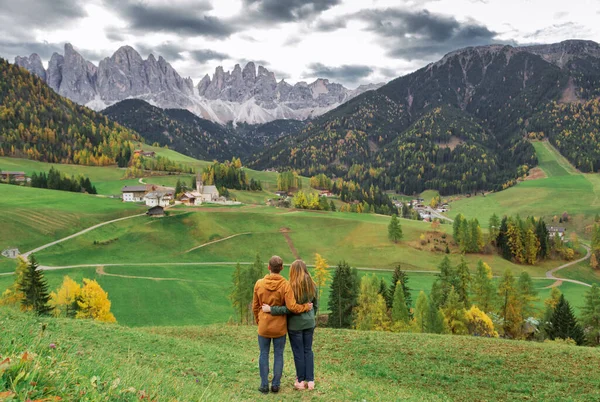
xmin=1 ymin=307 xmax=600 ymax=401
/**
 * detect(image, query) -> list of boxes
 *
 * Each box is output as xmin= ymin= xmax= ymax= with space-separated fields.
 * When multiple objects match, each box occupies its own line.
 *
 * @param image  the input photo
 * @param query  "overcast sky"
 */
xmin=0 ymin=0 xmax=599 ymax=88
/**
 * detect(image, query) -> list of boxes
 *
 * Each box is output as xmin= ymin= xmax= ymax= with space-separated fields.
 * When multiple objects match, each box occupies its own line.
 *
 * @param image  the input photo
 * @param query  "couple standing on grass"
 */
xmin=252 ymin=255 xmax=318 ymax=394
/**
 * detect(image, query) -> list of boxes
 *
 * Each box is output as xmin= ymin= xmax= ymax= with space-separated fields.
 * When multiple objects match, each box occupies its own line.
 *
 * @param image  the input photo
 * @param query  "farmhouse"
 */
xmin=1 ymin=248 xmax=20 ymax=258
xmin=319 ymin=190 xmax=334 ymax=197
xmin=144 ymin=191 xmax=173 ymax=207
xmin=146 ymin=206 xmax=164 ymax=217
xmin=122 ymin=185 xmax=147 ymax=202
xmin=548 ymin=226 xmax=566 ymax=239
xmin=1 ymin=171 xmax=26 ymax=183
xmin=180 ymin=191 xmax=201 ymax=206
xmin=134 ymin=150 xmax=156 ymax=158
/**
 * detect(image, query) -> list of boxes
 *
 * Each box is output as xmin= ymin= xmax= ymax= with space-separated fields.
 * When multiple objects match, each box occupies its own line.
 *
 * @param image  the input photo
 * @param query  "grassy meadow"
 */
xmin=2 ymin=307 xmax=600 ymax=401
xmin=449 ymin=141 xmax=600 ymax=237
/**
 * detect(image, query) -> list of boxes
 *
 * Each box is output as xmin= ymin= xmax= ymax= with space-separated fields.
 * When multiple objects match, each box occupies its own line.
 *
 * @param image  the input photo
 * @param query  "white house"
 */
xmin=144 ymin=191 xmax=173 ymax=207
xmin=1 ymin=248 xmax=20 ymax=258
xmin=548 ymin=226 xmax=566 ymax=240
xmin=122 ymin=185 xmax=147 ymax=202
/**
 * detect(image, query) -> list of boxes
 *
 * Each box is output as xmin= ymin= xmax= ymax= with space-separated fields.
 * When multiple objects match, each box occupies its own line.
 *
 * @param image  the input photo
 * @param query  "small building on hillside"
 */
xmin=144 ymin=191 xmax=173 ymax=207
xmin=275 ymin=191 xmax=288 ymax=197
xmin=122 ymin=185 xmax=147 ymax=202
xmin=134 ymin=150 xmax=156 ymax=158
xmin=146 ymin=206 xmax=164 ymax=217
xmin=319 ymin=190 xmax=334 ymax=197
xmin=548 ymin=226 xmax=566 ymax=240
xmin=180 ymin=191 xmax=201 ymax=206
xmin=1 ymin=248 xmax=20 ymax=258
xmin=1 ymin=171 xmax=26 ymax=183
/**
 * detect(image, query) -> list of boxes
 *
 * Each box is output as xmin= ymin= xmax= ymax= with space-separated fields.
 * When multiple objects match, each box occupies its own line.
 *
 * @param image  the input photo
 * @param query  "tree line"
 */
xmin=0 ymin=256 xmax=116 ymax=323
xmin=29 ymin=167 xmax=97 ymax=194
xmin=202 ymin=158 xmax=261 ymax=192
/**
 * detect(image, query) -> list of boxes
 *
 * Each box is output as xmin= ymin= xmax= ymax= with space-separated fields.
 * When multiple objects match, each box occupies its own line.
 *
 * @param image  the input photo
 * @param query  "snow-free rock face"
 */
xmin=14 ymin=54 xmax=46 ymax=82
xmin=14 ymin=43 xmax=382 ymax=124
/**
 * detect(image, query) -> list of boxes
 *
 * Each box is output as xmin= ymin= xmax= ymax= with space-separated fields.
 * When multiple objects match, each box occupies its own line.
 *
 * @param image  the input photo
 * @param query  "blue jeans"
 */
xmin=258 ymin=335 xmax=286 ymax=388
xmin=288 ymin=327 xmax=315 ymax=382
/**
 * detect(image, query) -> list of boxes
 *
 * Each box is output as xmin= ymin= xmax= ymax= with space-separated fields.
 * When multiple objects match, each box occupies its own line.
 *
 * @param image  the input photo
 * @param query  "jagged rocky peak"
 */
xmin=14 ymin=53 xmax=46 ymax=81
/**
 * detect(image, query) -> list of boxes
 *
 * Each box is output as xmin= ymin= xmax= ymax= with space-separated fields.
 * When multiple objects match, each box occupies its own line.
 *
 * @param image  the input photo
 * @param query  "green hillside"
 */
xmin=2 ymin=307 xmax=599 ymax=401
xmin=450 ymin=141 xmax=600 ymax=235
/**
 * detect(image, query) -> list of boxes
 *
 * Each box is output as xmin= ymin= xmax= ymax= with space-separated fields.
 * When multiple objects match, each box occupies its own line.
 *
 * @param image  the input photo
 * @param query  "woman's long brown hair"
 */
xmin=289 ymin=259 xmax=317 ymax=303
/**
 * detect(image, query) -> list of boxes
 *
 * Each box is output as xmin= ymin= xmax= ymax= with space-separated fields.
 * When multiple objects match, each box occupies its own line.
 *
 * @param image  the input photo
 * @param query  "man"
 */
xmin=252 ymin=255 xmax=312 ymax=394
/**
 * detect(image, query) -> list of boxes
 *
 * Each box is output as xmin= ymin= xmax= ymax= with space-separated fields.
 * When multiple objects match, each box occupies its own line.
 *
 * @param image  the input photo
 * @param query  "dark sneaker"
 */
xmin=258 ymin=386 xmax=269 ymax=394
xmin=271 ymin=385 xmax=280 ymax=393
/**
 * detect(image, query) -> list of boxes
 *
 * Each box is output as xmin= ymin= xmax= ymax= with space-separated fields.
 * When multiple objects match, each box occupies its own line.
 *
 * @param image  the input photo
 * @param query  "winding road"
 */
xmin=0 ymin=215 xmax=593 ymax=289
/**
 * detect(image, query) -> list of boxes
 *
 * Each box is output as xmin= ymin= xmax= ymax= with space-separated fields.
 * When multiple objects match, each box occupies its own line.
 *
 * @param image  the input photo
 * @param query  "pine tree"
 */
xmin=391 ymin=283 xmax=410 ymax=324
xmin=497 ymin=216 xmax=511 ymax=260
xmin=329 ymin=200 xmax=336 ymax=212
xmin=378 ymin=279 xmax=389 ymax=301
xmin=19 ymin=255 xmax=52 ymax=315
xmin=469 ymin=219 xmax=484 ymax=252
xmin=471 ymin=260 xmax=496 ymax=312
xmin=0 ymin=257 xmax=28 ymax=306
xmin=524 ymin=228 xmax=540 ymax=265
xmin=388 ymin=214 xmax=403 ymax=243
xmin=517 ymin=272 xmax=538 ymax=319
xmin=459 ymin=218 xmax=470 ymax=253
xmin=427 ymin=303 xmax=447 ymax=334
xmin=547 ymin=295 xmax=585 ymax=345
xmin=432 ymin=256 xmax=458 ymax=308
xmin=506 ymin=220 xmax=525 ymax=263
xmin=354 ymin=275 xmax=391 ymax=331
xmin=414 ymin=291 xmax=429 ymax=333
xmin=488 ymin=213 xmax=500 ymax=245
xmin=76 ymin=279 xmax=116 ymax=323
xmin=328 ymin=261 xmax=359 ymax=328
xmin=387 ymin=265 xmax=411 ymax=312
xmin=442 ymin=287 xmax=469 ymax=335
xmin=581 ymin=284 xmax=600 ymax=346
xmin=453 ymin=214 xmax=465 ymax=243
xmin=498 ymin=269 xmax=523 ymax=339
xmin=455 ymin=257 xmax=471 ymax=308
xmin=175 ymin=179 xmax=182 ymax=196
xmin=313 ymin=254 xmax=331 ymax=313
xmin=229 ymin=263 xmax=245 ymax=323
xmin=49 ymin=275 xmax=81 ymax=318
xmin=536 ymin=219 xmax=550 ymax=259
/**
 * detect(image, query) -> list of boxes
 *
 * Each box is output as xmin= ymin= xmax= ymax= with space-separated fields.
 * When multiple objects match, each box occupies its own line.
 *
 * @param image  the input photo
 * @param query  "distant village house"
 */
xmin=1 ymin=248 xmax=20 ymax=258
xmin=146 ymin=206 xmax=165 ymax=217
xmin=144 ymin=191 xmax=173 ymax=207
xmin=1 ymin=171 xmax=26 ymax=183
xmin=178 ymin=175 xmax=220 ymax=205
xmin=122 ymin=185 xmax=148 ymax=202
xmin=134 ymin=150 xmax=156 ymax=158
xmin=548 ymin=226 xmax=566 ymax=240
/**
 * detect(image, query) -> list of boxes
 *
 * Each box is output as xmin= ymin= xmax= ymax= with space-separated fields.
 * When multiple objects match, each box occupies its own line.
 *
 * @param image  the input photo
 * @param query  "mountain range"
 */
xmin=14 ymin=44 xmax=382 ymax=125
xmin=250 ymin=40 xmax=600 ymax=195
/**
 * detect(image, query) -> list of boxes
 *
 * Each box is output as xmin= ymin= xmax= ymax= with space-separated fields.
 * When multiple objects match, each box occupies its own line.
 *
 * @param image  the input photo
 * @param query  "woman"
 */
xmin=262 ymin=259 xmax=318 ymax=390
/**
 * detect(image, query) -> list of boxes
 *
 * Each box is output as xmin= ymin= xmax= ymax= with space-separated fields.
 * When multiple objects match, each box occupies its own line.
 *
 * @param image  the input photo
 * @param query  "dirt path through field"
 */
xmin=95 ymin=266 xmax=193 ymax=282
xmin=545 ymin=245 xmax=592 ymax=287
xmin=279 ymin=227 xmax=300 ymax=259
xmin=184 ymin=233 xmax=251 ymax=253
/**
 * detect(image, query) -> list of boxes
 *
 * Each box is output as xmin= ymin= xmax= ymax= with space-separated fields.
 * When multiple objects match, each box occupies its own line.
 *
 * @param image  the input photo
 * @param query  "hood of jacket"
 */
xmin=262 ymin=273 xmax=287 ymax=291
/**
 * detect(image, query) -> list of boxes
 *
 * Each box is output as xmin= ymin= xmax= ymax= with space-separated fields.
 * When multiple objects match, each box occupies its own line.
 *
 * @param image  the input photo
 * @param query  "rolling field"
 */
xmin=0 ymin=184 xmax=143 ymax=259
xmin=450 ymin=141 xmax=600 ymax=235
xmin=3 ymin=307 xmax=600 ymax=401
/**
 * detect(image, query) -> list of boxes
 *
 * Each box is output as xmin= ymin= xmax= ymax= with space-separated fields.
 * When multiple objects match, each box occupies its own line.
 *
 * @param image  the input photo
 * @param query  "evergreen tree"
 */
xmin=388 ymin=214 xmax=403 ymax=243
xmin=387 ymin=265 xmax=411 ymax=313
xmin=535 ymin=219 xmax=550 ymax=259
xmin=453 ymin=214 xmax=465 ymax=243
xmin=442 ymin=287 xmax=469 ymax=335
xmin=432 ymin=256 xmax=458 ymax=308
xmin=455 ymin=257 xmax=471 ymax=308
xmin=471 ymin=260 xmax=496 ymax=312
xmin=581 ymin=284 xmax=600 ymax=346
xmin=354 ymin=275 xmax=391 ymax=331
xmin=459 ymin=218 xmax=470 ymax=253
xmin=498 ymin=269 xmax=523 ymax=339
xmin=469 ymin=219 xmax=484 ymax=252
xmin=391 ymin=283 xmax=410 ymax=324
xmin=378 ymin=279 xmax=389 ymax=301
xmin=414 ymin=291 xmax=429 ymax=333
xmin=497 ymin=216 xmax=511 ymax=260
xmin=19 ymin=255 xmax=51 ymax=315
xmin=547 ymin=295 xmax=585 ymax=345
xmin=229 ymin=263 xmax=245 ymax=323
xmin=517 ymin=272 xmax=538 ymax=318
xmin=328 ymin=261 xmax=359 ymax=328
xmin=427 ymin=301 xmax=447 ymax=334
xmin=175 ymin=179 xmax=182 ymax=196
xmin=488 ymin=213 xmax=500 ymax=245
xmin=329 ymin=200 xmax=336 ymax=212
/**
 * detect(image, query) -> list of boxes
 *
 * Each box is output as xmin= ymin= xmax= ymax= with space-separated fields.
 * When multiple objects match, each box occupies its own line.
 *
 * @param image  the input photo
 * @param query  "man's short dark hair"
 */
xmin=269 ymin=255 xmax=283 ymax=274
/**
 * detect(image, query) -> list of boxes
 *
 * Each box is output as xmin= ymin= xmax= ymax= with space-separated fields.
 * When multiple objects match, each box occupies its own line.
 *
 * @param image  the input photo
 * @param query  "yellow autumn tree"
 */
xmin=49 ymin=275 xmax=81 ymax=317
xmin=313 ymin=254 xmax=330 ymax=313
xmin=76 ymin=279 xmax=116 ymax=323
xmin=0 ymin=257 xmax=27 ymax=306
xmin=354 ymin=275 xmax=391 ymax=331
xmin=465 ymin=306 xmax=498 ymax=337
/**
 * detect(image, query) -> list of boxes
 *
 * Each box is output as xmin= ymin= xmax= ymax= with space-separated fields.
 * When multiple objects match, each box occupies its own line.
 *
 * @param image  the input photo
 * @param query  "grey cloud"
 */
xmin=136 ymin=42 xmax=187 ymax=61
xmin=314 ymin=18 xmax=347 ymax=32
xmin=241 ymin=0 xmax=341 ymax=23
xmin=356 ymin=9 xmax=497 ymax=60
xmin=0 ymin=40 xmax=63 ymax=61
xmin=305 ymin=63 xmax=373 ymax=84
xmin=190 ymin=49 xmax=230 ymax=63
xmin=105 ymin=28 xmax=126 ymax=42
xmin=103 ymin=0 xmax=234 ymax=38
xmin=0 ymin=0 xmax=86 ymax=28
xmin=524 ymin=22 xmax=589 ymax=40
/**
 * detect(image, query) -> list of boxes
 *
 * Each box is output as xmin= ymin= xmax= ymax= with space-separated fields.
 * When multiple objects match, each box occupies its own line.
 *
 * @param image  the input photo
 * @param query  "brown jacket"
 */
xmin=252 ymin=273 xmax=311 ymax=338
